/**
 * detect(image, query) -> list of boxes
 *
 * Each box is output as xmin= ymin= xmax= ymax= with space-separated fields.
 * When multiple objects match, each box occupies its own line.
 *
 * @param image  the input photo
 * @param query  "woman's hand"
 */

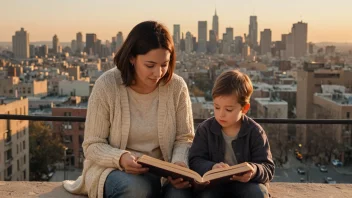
xmin=167 ymin=161 xmax=192 ymax=189
xmin=119 ymin=153 xmax=148 ymax=175
xmin=212 ymin=162 xmax=230 ymax=170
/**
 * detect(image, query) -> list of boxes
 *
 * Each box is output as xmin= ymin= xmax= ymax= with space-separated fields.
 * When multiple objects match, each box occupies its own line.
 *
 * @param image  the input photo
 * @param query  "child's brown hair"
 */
xmin=212 ymin=70 xmax=253 ymax=106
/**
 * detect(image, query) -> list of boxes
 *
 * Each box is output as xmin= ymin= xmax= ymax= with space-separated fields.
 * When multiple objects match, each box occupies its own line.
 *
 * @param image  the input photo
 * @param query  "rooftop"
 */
xmin=0 ymin=182 xmax=351 ymax=198
xmin=255 ymin=97 xmax=288 ymax=105
xmin=253 ymin=83 xmax=297 ymax=92
xmin=316 ymin=93 xmax=352 ymax=105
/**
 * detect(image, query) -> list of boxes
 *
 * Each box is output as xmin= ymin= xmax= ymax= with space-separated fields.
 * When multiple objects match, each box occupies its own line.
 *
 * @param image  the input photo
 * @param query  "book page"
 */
xmin=137 ymin=155 xmax=203 ymax=182
xmin=203 ymin=162 xmax=254 ymax=181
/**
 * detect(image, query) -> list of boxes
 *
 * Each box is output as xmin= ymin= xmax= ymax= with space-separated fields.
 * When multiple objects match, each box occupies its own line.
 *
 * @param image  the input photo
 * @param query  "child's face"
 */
xmin=213 ymin=94 xmax=250 ymax=129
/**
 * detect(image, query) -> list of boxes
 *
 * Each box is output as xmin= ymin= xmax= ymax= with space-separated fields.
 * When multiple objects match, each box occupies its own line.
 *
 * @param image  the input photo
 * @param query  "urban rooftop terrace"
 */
xmin=1 ymin=114 xmax=352 ymax=198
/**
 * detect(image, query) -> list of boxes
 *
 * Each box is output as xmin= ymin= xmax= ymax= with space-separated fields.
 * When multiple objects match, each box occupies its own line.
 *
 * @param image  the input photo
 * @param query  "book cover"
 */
xmin=137 ymin=155 xmax=254 ymax=185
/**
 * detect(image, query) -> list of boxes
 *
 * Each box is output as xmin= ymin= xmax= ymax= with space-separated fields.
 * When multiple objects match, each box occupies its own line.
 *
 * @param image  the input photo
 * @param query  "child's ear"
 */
xmin=242 ymin=103 xmax=250 ymax=114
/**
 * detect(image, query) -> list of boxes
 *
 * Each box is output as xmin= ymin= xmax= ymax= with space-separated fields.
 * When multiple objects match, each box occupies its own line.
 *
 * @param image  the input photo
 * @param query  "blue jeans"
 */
xmin=162 ymin=182 xmax=193 ymax=198
xmin=104 ymin=170 xmax=161 ymax=198
xmin=196 ymin=182 xmax=269 ymax=198
xmin=104 ymin=170 xmax=193 ymax=198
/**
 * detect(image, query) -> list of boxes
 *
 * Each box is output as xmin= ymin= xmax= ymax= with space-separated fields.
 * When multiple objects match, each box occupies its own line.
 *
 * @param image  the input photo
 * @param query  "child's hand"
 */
xmin=212 ymin=162 xmax=230 ymax=170
xmin=230 ymin=170 xmax=254 ymax=183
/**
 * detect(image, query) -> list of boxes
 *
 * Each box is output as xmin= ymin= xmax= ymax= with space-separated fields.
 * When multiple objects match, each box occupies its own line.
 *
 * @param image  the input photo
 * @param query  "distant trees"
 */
xmin=29 ymin=121 xmax=65 ymax=181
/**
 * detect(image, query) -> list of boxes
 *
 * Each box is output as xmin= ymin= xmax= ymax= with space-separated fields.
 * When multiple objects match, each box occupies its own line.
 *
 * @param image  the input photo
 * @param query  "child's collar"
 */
xmin=210 ymin=115 xmax=251 ymax=138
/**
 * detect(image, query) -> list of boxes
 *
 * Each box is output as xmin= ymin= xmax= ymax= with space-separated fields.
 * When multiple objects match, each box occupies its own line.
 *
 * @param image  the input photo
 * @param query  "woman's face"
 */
xmin=130 ymin=48 xmax=170 ymax=92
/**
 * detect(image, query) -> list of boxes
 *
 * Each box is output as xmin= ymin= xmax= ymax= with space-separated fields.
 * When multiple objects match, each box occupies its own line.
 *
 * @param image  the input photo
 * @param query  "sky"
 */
xmin=1 ymin=0 xmax=352 ymax=43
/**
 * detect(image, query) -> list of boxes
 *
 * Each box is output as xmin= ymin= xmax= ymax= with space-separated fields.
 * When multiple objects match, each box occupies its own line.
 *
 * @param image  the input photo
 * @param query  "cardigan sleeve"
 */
xmin=82 ymin=76 xmax=129 ymax=171
xmin=170 ymin=79 xmax=195 ymax=167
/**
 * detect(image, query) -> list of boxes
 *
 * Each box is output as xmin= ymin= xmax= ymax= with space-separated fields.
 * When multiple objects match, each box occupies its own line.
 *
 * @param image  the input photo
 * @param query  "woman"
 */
xmin=63 ymin=21 xmax=194 ymax=198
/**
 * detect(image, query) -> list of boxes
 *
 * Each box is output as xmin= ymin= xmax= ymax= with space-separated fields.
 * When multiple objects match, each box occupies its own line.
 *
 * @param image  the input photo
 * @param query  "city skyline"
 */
xmin=1 ymin=0 xmax=352 ymax=43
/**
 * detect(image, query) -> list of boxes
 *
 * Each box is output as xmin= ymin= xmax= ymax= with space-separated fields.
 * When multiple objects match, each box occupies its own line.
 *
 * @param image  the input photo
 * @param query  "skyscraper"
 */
xmin=53 ymin=34 xmax=60 ymax=54
xmin=308 ymin=42 xmax=314 ymax=54
xmin=173 ymin=24 xmax=181 ymax=45
xmin=76 ymin=32 xmax=83 ymax=53
xmin=208 ymin=30 xmax=217 ymax=54
xmin=12 ymin=28 xmax=29 ymax=59
xmin=116 ymin=32 xmax=124 ymax=52
xmin=212 ymin=9 xmax=219 ymax=39
xmin=180 ymin=33 xmax=185 ymax=52
xmin=292 ymin=21 xmax=308 ymax=58
xmin=248 ymin=16 xmax=258 ymax=48
xmin=86 ymin=33 xmax=97 ymax=55
xmin=285 ymin=33 xmax=294 ymax=59
xmin=71 ymin=40 xmax=77 ymax=53
xmin=222 ymin=27 xmax=233 ymax=54
xmin=234 ymin=36 xmax=243 ymax=55
xmin=185 ymin=32 xmax=194 ymax=53
xmin=197 ymin=21 xmax=207 ymax=53
xmin=260 ymin=29 xmax=272 ymax=55
xmin=95 ymin=39 xmax=102 ymax=57
xmin=226 ymin=27 xmax=234 ymax=43
xmin=29 ymin=45 xmax=35 ymax=57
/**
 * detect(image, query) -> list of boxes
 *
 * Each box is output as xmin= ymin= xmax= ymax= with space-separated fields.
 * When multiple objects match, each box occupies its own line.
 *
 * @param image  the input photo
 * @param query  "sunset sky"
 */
xmin=1 ymin=0 xmax=352 ymax=43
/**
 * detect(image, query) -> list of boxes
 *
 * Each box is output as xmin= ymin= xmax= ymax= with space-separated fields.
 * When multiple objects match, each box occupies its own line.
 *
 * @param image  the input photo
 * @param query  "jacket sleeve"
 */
xmin=188 ymin=123 xmax=217 ymax=176
xmin=248 ymin=129 xmax=275 ymax=183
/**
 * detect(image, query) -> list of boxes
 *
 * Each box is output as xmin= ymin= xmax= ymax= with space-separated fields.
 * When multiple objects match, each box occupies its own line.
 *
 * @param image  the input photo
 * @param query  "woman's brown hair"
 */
xmin=114 ymin=21 xmax=175 ymax=86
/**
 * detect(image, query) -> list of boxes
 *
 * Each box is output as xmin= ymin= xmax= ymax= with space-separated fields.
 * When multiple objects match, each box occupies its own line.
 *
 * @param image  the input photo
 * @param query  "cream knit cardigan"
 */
xmin=62 ymin=68 xmax=194 ymax=198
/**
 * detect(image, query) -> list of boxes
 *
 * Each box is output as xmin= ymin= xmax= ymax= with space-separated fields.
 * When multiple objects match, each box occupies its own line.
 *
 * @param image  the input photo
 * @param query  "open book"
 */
xmin=137 ymin=155 xmax=254 ymax=185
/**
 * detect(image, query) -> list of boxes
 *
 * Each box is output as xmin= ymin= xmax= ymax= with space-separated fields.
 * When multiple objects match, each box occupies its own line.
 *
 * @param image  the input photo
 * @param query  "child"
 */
xmin=188 ymin=70 xmax=275 ymax=198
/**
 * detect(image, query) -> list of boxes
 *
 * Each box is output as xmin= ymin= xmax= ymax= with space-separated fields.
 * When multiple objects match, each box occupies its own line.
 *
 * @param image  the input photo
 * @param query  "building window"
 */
xmin=64 ymin=135 xmax=73 ymax=143
xmin=17 ymin=144 xmax=19 ymax=154
xmin=24 ymin=155 xmax=26 ymax=165
xmin=6 ymin=149 xmax=12 ymax=161
xmin=5 ymin=130 xmax=11 ymax=143
xmin=7 ymin=165 xmax=12 ymax=177
xmin=79 ymin=123 xmax=85 ymax=131
xmin=64 ymin=112 xmax=72 ymax=116
xmin=23 ymin=170 xmax=26 ymax=180
xmin=28 ymin=88 xmax=31 ymax=94
xmin=79 ymin=135 xmax=84 ymax=145
xmin=9 ymin=89 xmax=13 ymax=94
xmin=23 ymin=141 xmax=25 ymax=150
xmin=17 ymin=160 xmax=20 ymax=171
xmin=347 ymin=112 xmax=350 ymax=119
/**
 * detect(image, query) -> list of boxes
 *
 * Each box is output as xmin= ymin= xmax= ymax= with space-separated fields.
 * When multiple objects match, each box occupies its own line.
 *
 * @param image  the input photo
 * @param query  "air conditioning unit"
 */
xmin=62 ymin=123 xmax=72 ymax=130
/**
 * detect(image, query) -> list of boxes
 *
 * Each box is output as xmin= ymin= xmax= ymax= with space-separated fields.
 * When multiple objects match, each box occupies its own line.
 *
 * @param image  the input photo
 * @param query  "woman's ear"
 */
xmin=129 ymin=56 xmax=136 ymax=66
xmin=242 ymin=103 xmax=251 ymax=114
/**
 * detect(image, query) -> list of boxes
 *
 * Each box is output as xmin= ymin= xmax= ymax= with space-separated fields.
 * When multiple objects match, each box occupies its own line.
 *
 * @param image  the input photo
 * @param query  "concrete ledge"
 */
xmin=0 ymin=182 xmax=352 ymax=198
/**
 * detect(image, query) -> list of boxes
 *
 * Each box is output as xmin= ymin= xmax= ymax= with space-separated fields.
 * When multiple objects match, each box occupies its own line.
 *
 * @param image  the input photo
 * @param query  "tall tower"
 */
xmin=116 ymin=32 xmax=124 ymax=52
xmin=52 ymin=35 xmax=60 ymax=54
xmin=212 ymin=9 xmax=219 ymax=39
xmin=86 ymin=33 xmax=97 ymax=55
xmin=76 ymin=32 xmax=83 ymax=53
xmin=292 ymin=21 xmax=308 ymax=58
xmin=260 ymin=29 xmax=272 ymax=55
xmin=248 ymin=16 xmax=258 ymax=48
xmin=12 ymin=28 xmax=29 ymax=59
xmin=197 ymin=21 xmax=207 ymax=53
xmin=185 ymin=31 xmax=194 ymax=53
xmin=173 ymin=24 xmax=181 ymax=44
